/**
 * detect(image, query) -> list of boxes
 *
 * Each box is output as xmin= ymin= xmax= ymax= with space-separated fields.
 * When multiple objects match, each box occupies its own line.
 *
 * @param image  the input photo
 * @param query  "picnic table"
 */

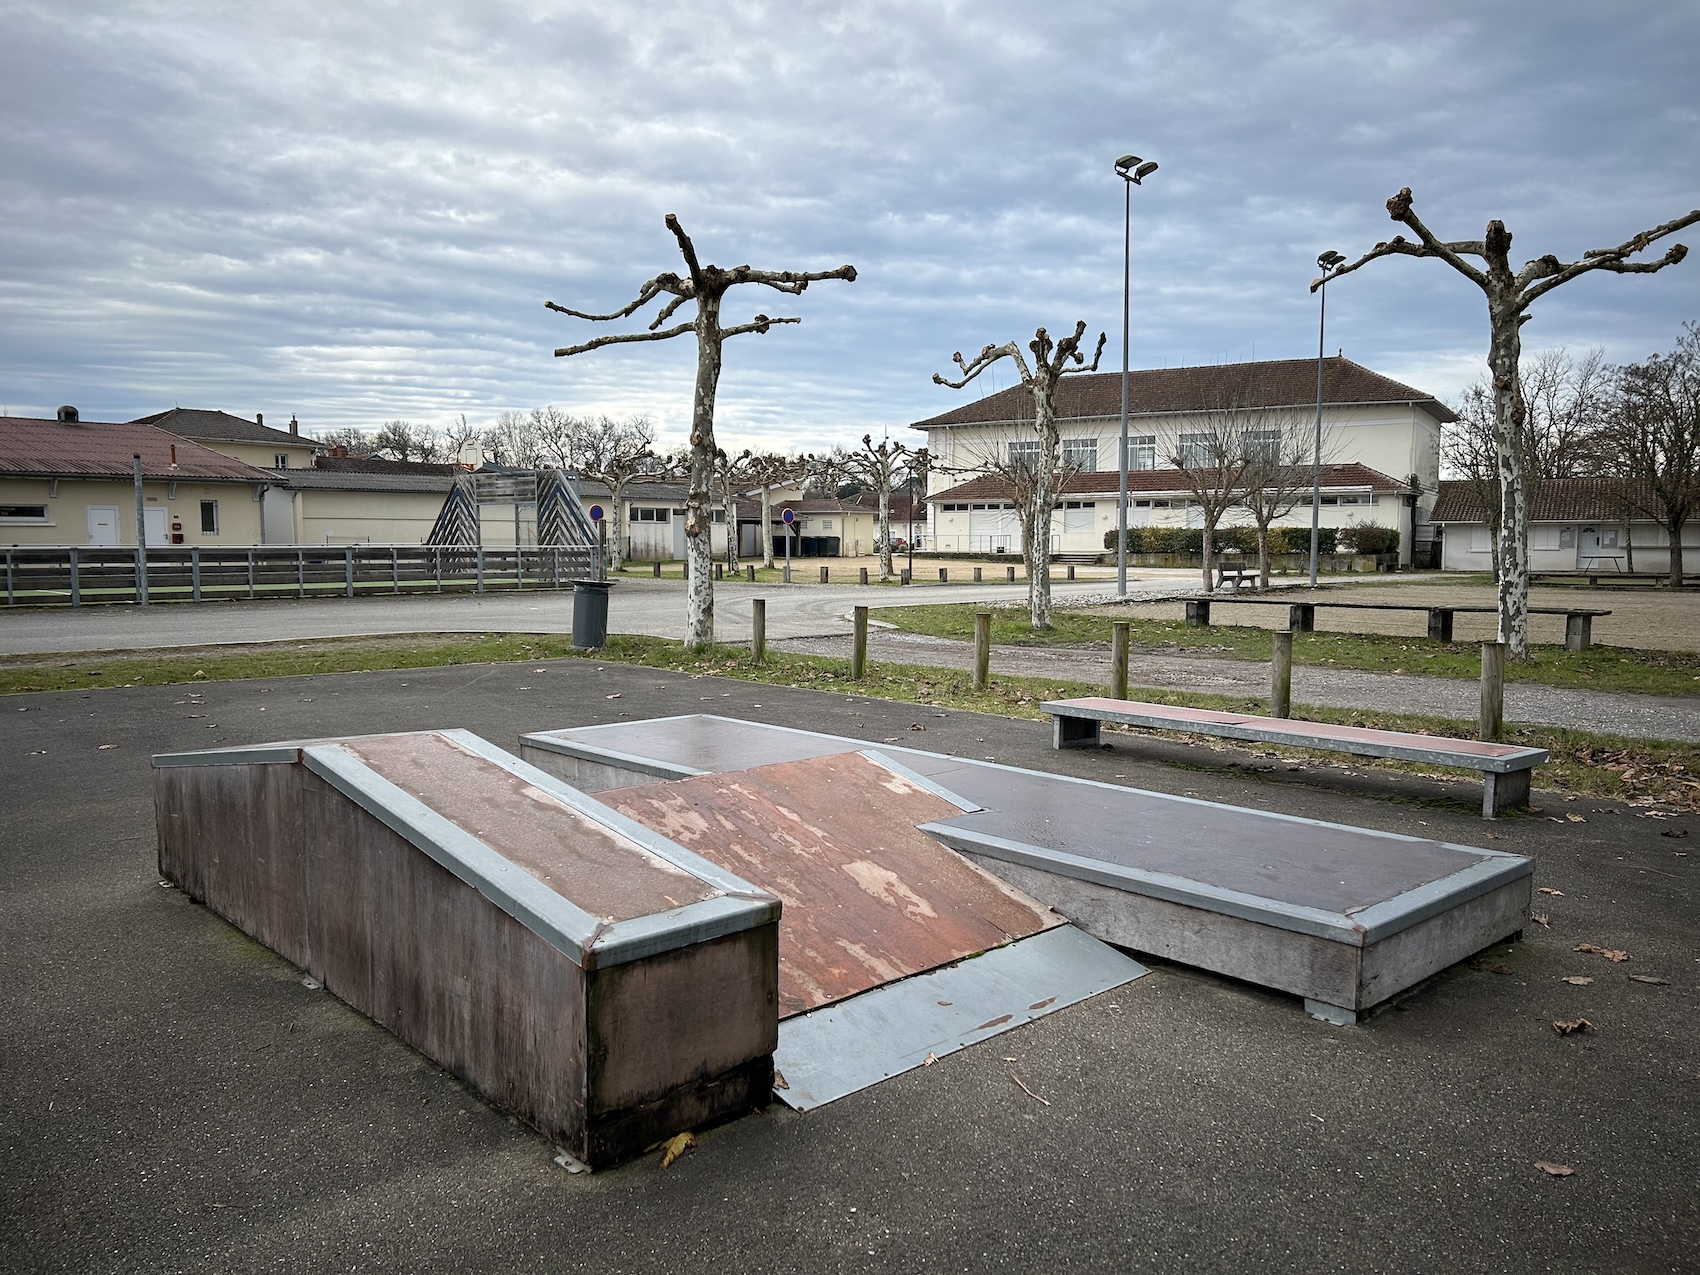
xmin=1181 ymin=595 xmax=1611 ymax=650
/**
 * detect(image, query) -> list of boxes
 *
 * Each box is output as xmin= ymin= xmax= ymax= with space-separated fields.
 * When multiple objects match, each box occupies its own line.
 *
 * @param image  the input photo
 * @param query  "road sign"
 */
xmin=782 ymin=508 xmax=795 ymax=524
xmin=589 ymin=504 xmax=604 ymax=521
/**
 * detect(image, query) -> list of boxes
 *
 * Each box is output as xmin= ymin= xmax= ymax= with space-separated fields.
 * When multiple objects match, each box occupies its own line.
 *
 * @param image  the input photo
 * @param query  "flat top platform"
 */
xmin=525 ymin=716 xmax=1528 ymax=925
xmin=345 ymin=733 xmax=722 ymax=923
xmin=602 ymin=752 xmax=1061 ymax=1016
xmin=1047 ymin=698 xmax=1546 ymax=765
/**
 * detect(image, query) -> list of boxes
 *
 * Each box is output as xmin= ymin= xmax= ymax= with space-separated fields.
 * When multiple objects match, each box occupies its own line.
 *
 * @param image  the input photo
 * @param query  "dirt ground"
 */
xmin=1080 ymin=577 xmax=1700 ymax=652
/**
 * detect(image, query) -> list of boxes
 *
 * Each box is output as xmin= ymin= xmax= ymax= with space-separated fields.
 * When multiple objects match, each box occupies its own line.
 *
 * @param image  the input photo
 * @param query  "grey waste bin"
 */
xmin=572 ymin=579 xmax=615 ymax=649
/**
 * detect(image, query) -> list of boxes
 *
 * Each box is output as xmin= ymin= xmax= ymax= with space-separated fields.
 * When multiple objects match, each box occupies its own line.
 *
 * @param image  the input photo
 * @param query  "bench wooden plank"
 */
xmin=1043 ymin=697 xmax=1547 ymax=818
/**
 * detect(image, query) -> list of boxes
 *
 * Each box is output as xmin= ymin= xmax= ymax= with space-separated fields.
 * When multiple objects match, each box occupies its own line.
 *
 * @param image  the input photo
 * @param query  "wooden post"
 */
xmin=851 ymin=605 xmax=868 ymax=679
xmin=1110 ymin=621 xmax=1129 ymax=701
xmin=973 ymin=610 xmax=992 ymax=691
xmin=1005 ymin=565 xmax=1016 ymax=583
xmin=715 ymin=562 xmax=724 ymax=580
xmin=1271 ymin=630 xmax=1293 ymax=719
xmin=900 ymin=568 xmax=911 ymax=585
xmin=859 ymin=567 xmax=869 ymax=585
xmin=751 ymin=598 xmax=766 ymax=663
xmin=973 ymin=566 xmax=982 ymax=583
xmin=939 ymin=568 xmax=949 ymax=583
xmin=819 ymin=565 xmax=829 ymax=583
xmin=1067 ymin=563 xmax=1076 ymax=580
xmin=1480 ymin=642 xmax=1505 ymax=742
xmin=652 ymin=560 xmax=661 ymax=578
xmin=746 ymin=564 xmax=755 ymax=582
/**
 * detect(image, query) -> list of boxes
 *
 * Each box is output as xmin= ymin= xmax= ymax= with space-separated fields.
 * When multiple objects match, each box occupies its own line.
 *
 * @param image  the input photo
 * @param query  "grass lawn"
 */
xmin=870 ymin=602 xmax=1700 ymax=698
xmin=4 ymin=630 xmax=1696 ymax=815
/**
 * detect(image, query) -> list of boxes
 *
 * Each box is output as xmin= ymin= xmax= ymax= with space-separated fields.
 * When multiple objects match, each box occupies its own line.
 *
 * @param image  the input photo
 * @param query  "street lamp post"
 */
xmin=1114 ymin=154 xmax=1158 ymax=598
xmin=1308 ymin=250 xmax=1346 ymax=588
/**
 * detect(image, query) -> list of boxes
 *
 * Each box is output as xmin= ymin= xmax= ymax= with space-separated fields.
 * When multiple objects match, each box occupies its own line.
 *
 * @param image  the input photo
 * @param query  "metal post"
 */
xmin=247 ymin=549 xmax=255 ymax=599
xmin=1110 ymin=621 xmax=1129 ymax=701
xmin=190 ymin=548 xmax=201 ymax=602
xmin=516 ymin=546 xmax=524 ymax=591
xmin=433 ymin=547 xmax=441 ymax=593
xmin=1480 ymin=642 xmax=1505 ymax=742
xmin=132 ymin=453 xmax=149 ymax=606
xmin=1271 ymin=630 xmax=1293 ymax=719
xmin=475 ymin=547 xmax=485 ymax=594
xmin=851 ymin=605 xmax=868 ymax=679
xmin=70 ymin=547 xmax=81 ymax=607
xmin=973 ymin=610 xmax=991 ymax=691
xmin=5 ymin=549 xmax=12 ymax=606
xmin=751 ymin=598 xmax=766 ymax=663
xmin=298 ymin=548 xmax=305 ymax=598
xmin=783 ymin=534 xmax=791 ymax=584
xmin=1309 ymin=259 xmax=1340 ymax=589
xmin=1117 ymin=177 xmax=1130 ymax=598
xmin=344 ymin=547 xmax=355 ymax=597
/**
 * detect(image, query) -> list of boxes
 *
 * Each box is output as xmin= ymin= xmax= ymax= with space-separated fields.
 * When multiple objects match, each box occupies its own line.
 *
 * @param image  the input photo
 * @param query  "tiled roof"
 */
xmin=1430 ymin=478 xmax=1659 ymax=523
xmin=911 ymin=356 xmax=1457 ymax=429
xmin=0 ymin=416 xmax=274 ymax=482
xmin=133 ymin=407 xmax=317 ymax=448
xmin=313 ymin=456 xmax=458 ymax=476
xmin=930 ymin=462 xmax=1408 ymax=503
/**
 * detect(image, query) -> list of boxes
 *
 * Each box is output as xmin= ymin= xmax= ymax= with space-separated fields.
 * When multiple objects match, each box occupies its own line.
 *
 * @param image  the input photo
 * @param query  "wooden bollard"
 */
xmin=1110 ymin=621 xmax=1129 ymax=701
xmin=973 ymin=567 xmax=982 ymax=583
xmin=714 ymin=562 xmax=724 ymax=580
xmin=746 ymin=565 xmax=755 ymax=582
xmin=973 ymin=611 xmax=992 ymax=691
xmin=1271 ymin=630 xmax=1293 ymax=719
xmin=900 ymin=568 xmax=911 ymax=585
xmin=1005 ymin=565 xmax=1016 ymax=583
xmin=859 ymin=567 xmax=869 ymax=585
xmin=1480 ymin=641 xmax=1505 ymax=741
xmin=852 ymin=605 xmax=868 ymax=679
xmin=819 ymin=565 xmax=829 ymax=584
xmin=1067 ymin=563 xmax=1076 ymax=580
xmin=751 ymin=598 xmax=766 ymax=663
xmin=939 ymin=568 xmax=949 ymax=583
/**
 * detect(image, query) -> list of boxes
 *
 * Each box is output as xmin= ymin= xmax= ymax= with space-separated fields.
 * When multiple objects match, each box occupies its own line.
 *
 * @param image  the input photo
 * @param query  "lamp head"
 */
xmin=1317 ymin=249 xmax=1346 ymax=272
xmin=1115 ymin=155 xmax=1159 ymax=184
xmin=1115 ymin=154 xmax=1142 ymax=175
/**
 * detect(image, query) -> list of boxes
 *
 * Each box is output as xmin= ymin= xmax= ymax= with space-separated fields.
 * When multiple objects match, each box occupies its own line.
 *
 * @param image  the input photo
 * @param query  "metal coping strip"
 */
xmin=1040 ymin=700 xmax=1550 ymax=771
xmin=153 ymin=744 xmax=305 ymax=768
xmin=553 ymin=715 xmax=1528 ymax=870
xmin=919 ymin=821 xmax=1365 ymax=944
xmin=855 ymin=750 xmax=983 ymax=813
xmin=518 ymin=729 xmax=708 ymax=782
xmin=438 ymin=729 xmax=772 ymax=902
xmin=1347 ymin=853 xmax=1533 ymax=944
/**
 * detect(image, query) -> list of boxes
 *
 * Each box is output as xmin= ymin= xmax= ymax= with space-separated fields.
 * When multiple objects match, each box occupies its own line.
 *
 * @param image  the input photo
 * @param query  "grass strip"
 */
xmin=5 ymin=629 xmax=1695 ymax=814
xmin=870 ymin=602 xmax=1700 ymax=698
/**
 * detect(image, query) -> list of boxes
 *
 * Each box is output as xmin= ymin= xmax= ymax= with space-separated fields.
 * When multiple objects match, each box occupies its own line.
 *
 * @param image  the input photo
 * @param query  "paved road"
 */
xmin=0 ymin=573 xmax=1204 ymax=654
xmin=780 ymin=629 xmax=1700 ymax=743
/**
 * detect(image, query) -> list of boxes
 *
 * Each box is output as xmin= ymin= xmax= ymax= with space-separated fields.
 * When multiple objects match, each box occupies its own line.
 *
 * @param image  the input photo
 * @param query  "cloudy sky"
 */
xmin=2 ymin=0 xmax=1695 ymax=452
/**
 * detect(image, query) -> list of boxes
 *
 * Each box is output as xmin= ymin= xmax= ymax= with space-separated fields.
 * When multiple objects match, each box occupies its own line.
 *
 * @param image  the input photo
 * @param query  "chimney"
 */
xmin=256 ymin=412 xmax=264 ymax=428
xmin=289 ymin=414 xmax=299 ymax=436
xmin=56 ymin=405 xmax=79 ymax=422
xmin=331 ymin=445 xmax=348 ymax=458
xmin=170 ymin=444 xmax=179 ymax=470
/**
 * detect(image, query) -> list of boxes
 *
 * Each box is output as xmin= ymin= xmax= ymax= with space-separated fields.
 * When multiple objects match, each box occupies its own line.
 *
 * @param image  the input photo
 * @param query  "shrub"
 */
xmin=1338 ymin=522 xmax=1400 ymax=555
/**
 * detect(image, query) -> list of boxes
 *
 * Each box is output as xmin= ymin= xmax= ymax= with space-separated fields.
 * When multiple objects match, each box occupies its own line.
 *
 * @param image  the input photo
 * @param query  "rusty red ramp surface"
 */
xmin=601 ymin=751 xmax=1063 ymax=1018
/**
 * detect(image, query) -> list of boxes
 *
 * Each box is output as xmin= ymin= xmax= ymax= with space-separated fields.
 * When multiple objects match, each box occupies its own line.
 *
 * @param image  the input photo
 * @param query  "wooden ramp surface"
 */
xmin=602 ymin=751 xmax=1064 ymax=1018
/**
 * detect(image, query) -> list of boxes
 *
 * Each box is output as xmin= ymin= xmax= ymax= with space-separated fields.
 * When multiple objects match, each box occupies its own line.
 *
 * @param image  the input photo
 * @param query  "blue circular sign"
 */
xmin=589 ymin=504 xmax=604 ymax=521
xmin=781 ymin=508 xmax=795 ymax=524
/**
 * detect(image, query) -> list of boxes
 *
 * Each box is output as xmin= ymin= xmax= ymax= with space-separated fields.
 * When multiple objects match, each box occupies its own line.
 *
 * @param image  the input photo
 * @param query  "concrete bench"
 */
xmin=1043 ymin=697 xmax=1549 ymax=818
xmin=1181 ymin=596 xmax=1610 ymax=650
xmin=1215 ymin=559 xmax=1256 ymax=591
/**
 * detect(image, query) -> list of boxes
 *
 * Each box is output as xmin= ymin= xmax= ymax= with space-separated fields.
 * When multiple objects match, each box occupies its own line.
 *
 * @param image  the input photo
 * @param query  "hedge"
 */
xmin=1102 ymin=526 xmax=1338 ymax=554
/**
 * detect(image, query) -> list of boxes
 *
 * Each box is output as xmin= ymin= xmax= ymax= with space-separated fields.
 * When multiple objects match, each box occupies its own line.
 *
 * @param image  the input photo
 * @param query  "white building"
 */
xmin=910 ymin=356 xmax=1454 ymax=564
xmin=1430 ymin=478 xmax=1699 ymax=575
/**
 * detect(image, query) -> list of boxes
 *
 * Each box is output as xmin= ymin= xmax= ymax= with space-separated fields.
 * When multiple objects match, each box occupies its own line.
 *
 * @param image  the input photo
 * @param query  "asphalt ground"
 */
xmin=3 ymin=660 xmax=1697 ymax=1274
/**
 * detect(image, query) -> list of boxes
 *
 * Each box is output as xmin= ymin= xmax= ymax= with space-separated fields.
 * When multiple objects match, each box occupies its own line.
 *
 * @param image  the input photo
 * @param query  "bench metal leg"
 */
xmin=1304 ymin=999 xmax=1359 ymax=1026
xmin=1054 ymin=715 xmax=1101 ymax=750
xmin=1288 ymin=603 xmax=1314 ymax=632
xmin=1482 ymin=767 xmax=1532 ymax=818
xmin=1427 ymin=608 xmax=1454 ymax=642
xmin=1185 ymin=599 xmax=1211 ymax=627
xmin=1564 ymin=614 xmax=1592 ymax=651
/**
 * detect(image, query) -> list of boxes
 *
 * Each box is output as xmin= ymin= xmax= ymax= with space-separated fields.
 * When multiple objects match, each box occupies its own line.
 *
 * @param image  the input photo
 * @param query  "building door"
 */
xmin=262 ymin=487 xmax=296 ymax=544
xmin=86 ymin=506 xmax=119 ymax=546
xmin=144 ymin=506 xmax=168 ymax=547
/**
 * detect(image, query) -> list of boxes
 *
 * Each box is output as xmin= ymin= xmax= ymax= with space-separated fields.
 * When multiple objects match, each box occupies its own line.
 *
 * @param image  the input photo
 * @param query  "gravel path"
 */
xmin=775 ymin=629 xmax=1700 ymax=743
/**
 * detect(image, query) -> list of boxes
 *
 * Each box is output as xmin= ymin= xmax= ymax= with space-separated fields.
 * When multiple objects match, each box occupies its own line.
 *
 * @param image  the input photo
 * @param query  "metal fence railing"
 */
xmin=1 ymin=544 xmax=600 ymax=607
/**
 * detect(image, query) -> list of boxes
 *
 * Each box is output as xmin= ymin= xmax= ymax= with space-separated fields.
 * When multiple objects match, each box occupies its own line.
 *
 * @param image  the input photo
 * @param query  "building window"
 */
xmin=1176 ymin=433 xmax=1220 ymax=469
xmin=1242 ymin=428 xmax=1281 ymax=464
xmin=200 ymin=500 xmax=219 ymax=534
xmin=634 ymin=507 xmax=669 ymax=522
xmin=712 ymin=509 xmax=725 ymax=523
xmin=822 ymin=518 xmax=833 ymax=530
xmin=1124 ymin=436 xmax=1156 ymax=470
xmin=273 ymin=454 xmax=290 ymax=469
xmin=1007 ymin=441 xmax=1040 ymax=468
xmin=0 ymin=504 xmax=49 ymax=523
xmin=1559 ymin=527 xmax=1575 ymax=549
xmin=1062 ymin=439 xmax=1098 ymax=471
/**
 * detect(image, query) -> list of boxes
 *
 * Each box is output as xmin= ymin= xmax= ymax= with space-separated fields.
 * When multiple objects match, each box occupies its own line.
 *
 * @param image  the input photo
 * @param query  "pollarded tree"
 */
xmin=547 ymin=215 xmax=856 ymax=651
xmin=744 ymin=451 xmax=810 ymax=568
xmin=1159 ymin=413 xmax=1255 ymax=593
xmin=1322 ymin=188 xmax=1697 ymax=656
xmin=1614 ymin=322 xmax=1700 ymax=586
xmin=569 ymin=414 xmax=657 ymax=572
xmin=1236 ymin=411 xmax=1336 ymax=589
xmin=838 ymin=434 xmax=912 ymax=581
xmin=934 ymin=323 xmax=1106 ymax=629
xmin=713 ymin=447 xmax=754 ymax=570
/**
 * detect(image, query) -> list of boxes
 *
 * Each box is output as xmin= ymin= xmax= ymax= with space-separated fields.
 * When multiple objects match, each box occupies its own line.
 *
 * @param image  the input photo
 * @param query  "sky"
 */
xmin=1 ymin=0 xmax=1696 ymax=454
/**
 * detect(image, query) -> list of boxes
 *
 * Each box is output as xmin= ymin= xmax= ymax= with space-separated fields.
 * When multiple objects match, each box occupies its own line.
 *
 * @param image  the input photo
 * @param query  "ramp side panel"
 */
xmin=601 ymin=753 xmax=1062 ymax=1018
xmin=775 ymin=926 xmax=1147 ymax=1111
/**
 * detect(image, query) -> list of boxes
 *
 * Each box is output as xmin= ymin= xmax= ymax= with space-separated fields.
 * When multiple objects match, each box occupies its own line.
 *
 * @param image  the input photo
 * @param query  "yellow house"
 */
xmin=134 ymin=407 xmax=321 ymax=472
xmin=1 ymin=410 xmax=272 ymax=546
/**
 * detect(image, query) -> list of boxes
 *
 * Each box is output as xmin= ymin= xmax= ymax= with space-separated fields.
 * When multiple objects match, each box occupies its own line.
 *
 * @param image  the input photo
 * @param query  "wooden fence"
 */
xmin=1 ymin=544 xmax=600 ymax=607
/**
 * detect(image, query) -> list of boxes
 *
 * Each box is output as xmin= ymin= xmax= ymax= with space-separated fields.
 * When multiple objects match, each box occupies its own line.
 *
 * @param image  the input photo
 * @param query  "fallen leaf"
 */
xmin=97 ymin=744 xmax=118 ymax=750
xmin=1537 ymin=887 xmax=1564 ymax=896
xmin=657 ymin=1131 xmax=695 ymax=1169
xmin=605 ymin=693 xmax=622 ymax=699
xmin=185 ymin=714 xmax=205 ymax=719
xmin=1576 ymin=943 xmax=1629 ymax=962
xmin=1628 ymin=975 xmax=1671 ymax=986
xmin=1488 ymin=963 xmax=1515 ymax=975
xmin=1552 ymin=1018 xmax=1594 ymax=1036
xmin=1560 ymin=976 xmax=1594 ymax=986
xmin=921 ymin=1052 xmax=938 ymax=1067
xmin=772 ymin=1070 xmax=788 ymax=1090
xmin=1531 ymin=913 xmax=1550 ymax=927
xmin=1535 ymin=1161 xmax=1575 ymax=1177
xmin=909 ymin=723 xmax=926 ymax=731
xmin=1566 ymin=814 xmax=1586 ymax=823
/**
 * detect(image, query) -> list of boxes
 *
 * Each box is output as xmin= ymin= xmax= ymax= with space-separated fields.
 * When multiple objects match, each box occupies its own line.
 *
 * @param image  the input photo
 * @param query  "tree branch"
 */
xmin=719 ymin=314 xmax=801 ymax=339
xmin=665 ymin=213 xmax=706 ymax=291
xmin=649 ymin=291 xmax=691 ymax=330
xmin=1519 ymin=208 xmax=1699 ymax=308
xmin=544 ymin=275 xmax=685 ymax=322
xmin=731 ymin=265 xmax=860 ymax=292
xmin=1315 ymin=187 xmax=1488 ymax=291
xmin=553 ymin=321 xmax=695 ymax=358
xmin=1060 ymin=329 xmax=1108 ymax=375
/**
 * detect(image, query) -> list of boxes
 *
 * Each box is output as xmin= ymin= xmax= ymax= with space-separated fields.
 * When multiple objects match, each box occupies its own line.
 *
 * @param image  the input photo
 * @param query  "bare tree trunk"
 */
xmin=607 ymin=475 xmax=630 ymax=571
xmin=1670 ymin=516 xmax=1687 ymax=586
xmin=1256 ymin=521 xmax=1271 ymax=589
xmin=1622 ymin=518 xmax=1635 ymax=574
xmin=1030 ymin=401 xmax=1057 ymax=629
xmin=877 ymin=484 xmax=892 ymax=581
xmin=685 ymin=301 xmax=723 ymax=651
xmin=1487 ymin=295 xmax=1531 ymax=655
xmin=761 ymin=485 xmax=776 ymax=568
xmin=1201 ymin=523 xmax=1215 ymax=593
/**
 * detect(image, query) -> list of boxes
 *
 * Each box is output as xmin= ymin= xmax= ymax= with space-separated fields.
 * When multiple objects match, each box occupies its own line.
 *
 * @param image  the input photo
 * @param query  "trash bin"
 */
xmin=572 ymin=579 xmax=615 ymax=649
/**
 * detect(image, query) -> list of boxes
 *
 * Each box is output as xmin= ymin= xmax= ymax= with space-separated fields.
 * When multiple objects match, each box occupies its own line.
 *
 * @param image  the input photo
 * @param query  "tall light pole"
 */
xmin=1308 ymin=250 xmax=1346 ymax=588
xmin=1114 ymin=154 xmax=1158 ymax=597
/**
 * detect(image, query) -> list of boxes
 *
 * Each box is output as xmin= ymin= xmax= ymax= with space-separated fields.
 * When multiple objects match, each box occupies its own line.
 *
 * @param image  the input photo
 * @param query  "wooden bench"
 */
xmin=1043 ymin=696 xmax=1549 ymax=818
xmin=1181 ymin=596 xmax=1610 ymax=650
xmin=1214 ymin=555 xmax=1256 ymax=591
